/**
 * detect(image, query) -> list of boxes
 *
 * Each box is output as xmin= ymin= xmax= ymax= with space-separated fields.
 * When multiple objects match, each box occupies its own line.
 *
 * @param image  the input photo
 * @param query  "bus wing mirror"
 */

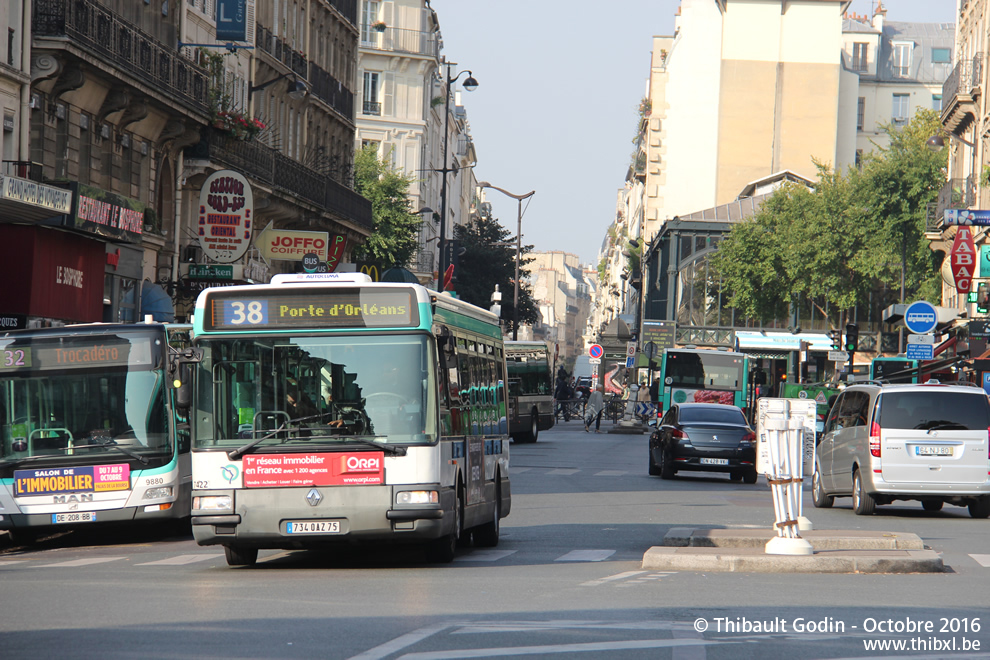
xmin=170 ymin=348 xmax=203 ymax=413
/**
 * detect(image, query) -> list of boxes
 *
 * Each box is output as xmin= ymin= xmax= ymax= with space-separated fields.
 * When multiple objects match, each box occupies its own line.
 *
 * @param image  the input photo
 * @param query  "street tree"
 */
xmin=709 ymin=109 xmax=946 ymax=325
xmin=454 ymin=216 xmax=539 ymax=335
xmin=352 ymin=144 xmax=422 ymax=269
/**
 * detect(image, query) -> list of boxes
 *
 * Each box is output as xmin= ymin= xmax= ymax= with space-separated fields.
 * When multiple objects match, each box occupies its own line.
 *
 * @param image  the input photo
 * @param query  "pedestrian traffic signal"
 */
xmin=845 ymin=323 xmax=859 ymax=353
xmin=829 ymin=330 xmax=841 ymax=350
xmin=978 ymin=282 xmax=990 ymax=313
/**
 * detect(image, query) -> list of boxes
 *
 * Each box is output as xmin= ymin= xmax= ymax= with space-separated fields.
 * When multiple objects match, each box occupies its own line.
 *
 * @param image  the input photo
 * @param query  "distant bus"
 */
xmin=189 ymin=273 xmax=510 ymax=566
xmin=871 ymin=357 xmax=919 ymax=384
xmin=657 ymin=348 xmax=751 ymax=418
xmin=780 ymin=382 xmax=841 ymax=436
xmin=0 ymin=322 xmax=195 ymax=542
xmin=504 ymin=341 xmax=555 ymax=443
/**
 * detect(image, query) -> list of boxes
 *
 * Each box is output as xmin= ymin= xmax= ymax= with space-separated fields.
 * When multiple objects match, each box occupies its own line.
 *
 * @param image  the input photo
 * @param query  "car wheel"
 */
xmin=224 ymin=545 xmax=258 ymax=567
xmin=812 ymin=467 xmax=834 ymax=508
xmin=528 ymin=411 xmax=540 ymax=443
xmin=742 ymin=469 xmax=758 ymax=484
xmin=852 ymin=469 xmax=876 ymax=515
xmin=659 ymin=448 xmax=675 ymax=480
xmin=968 ymin=496 xmax=990 ymax=519
xmin=922 ymin=500 xmax=943 ymax=513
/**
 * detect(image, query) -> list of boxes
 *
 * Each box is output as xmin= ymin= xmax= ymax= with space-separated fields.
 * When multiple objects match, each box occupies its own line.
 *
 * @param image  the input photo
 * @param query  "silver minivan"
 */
xmin=813 ymin=381 xmax=990 ymax=518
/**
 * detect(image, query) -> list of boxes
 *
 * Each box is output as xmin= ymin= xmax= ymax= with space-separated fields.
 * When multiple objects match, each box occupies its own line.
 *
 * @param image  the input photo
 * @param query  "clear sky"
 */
xmin=428 ymin=0 xmax=958 ymax=266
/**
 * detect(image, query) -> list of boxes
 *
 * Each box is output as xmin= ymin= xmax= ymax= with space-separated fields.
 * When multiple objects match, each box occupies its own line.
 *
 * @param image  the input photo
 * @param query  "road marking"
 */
xmin=136 ymin=554 xmax=223 ymax=566
xmin=455 ymin=550 xmax=516 ymax=562
xmin=555 ymin=549 xmax=615 ymax=562
xmin=0 ymin=560 xmax=28 ymax=567
xmin=348 ymin=622 xmax=459 ymax=660
xmin=546 ymin=469 xmax=580 ymax=476
xmin=672 ymin=626 xmax=707 ymax=660
xmin=395 ymin=638 xmax=718 ymax=659
xmin=44 ymin=557 xmax=127 ymax=567
xmin=970 ymin=554 xmax=990 ymax=567
xmin=580 ymin=570 xmax=646 ymax=586
xmin=594 ymin=470 xmax=625 ymax=476
xmin=511 ymin=467 xmax=531 ymax=473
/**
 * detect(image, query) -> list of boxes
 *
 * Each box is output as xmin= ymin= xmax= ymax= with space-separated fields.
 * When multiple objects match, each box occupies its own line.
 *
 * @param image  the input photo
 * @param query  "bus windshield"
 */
xmin=195 ymin=333 xmax=437 ymax=450
xmin=505 ymin=347 xmax=552 ymax=397
xmin=664 ymin=351 xmax=745 ymax=391
xmin=0 ymin=333 xmax=169 ymax=464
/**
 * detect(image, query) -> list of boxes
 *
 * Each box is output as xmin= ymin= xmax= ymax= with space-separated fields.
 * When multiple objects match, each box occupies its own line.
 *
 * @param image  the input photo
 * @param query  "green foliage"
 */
xmin=352 ymin=145 xmax=422 ymax=268
xmin=710 ymin=109 xmax=947 ymax=322
xmin=454 ymin=217 xmax=539 ymax=334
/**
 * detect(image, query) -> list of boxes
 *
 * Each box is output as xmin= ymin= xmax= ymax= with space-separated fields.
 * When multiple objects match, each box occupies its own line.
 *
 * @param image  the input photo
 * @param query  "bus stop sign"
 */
xmin=904 ymin=300 xmax=937 ymax=335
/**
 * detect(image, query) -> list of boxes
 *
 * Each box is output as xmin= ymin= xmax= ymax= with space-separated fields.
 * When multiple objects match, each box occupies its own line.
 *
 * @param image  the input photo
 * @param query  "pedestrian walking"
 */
xmin=584 ymin=385 xmax=604 ymax=433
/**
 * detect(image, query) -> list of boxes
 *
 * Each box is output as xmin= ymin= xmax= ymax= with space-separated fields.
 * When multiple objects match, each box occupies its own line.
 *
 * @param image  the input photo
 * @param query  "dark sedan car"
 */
xmin=649 ymin=403 xmax=758 ymax=483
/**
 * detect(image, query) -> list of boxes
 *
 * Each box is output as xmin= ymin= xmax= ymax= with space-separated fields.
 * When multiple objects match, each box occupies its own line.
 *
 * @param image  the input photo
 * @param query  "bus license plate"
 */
xmin=916 ymin=446 xmax=952 ymax=456
xmin=52 ymin=512 xmax=96 ymax=524
xmin=286 ymin=521 xmax=340 ymax=534
xmin=700 ymin=458 xmax=729 ymax=466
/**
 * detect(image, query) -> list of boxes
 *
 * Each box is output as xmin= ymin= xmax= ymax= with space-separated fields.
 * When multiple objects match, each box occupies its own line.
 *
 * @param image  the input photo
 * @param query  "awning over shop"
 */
xmin=735 ymin=331 xmax=832 ymax=351
xmin=140 ymin=280 xmax=175 ymax=322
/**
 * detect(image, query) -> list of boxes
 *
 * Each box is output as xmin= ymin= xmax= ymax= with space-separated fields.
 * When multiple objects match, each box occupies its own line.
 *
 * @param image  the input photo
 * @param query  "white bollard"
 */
xmin=765 ymin=405 xmax=813 ymax=556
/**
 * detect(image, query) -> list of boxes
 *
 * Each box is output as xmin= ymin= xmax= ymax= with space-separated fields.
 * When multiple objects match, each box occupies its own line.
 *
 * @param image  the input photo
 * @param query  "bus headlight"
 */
xmin=143 ymin=486 xmax=174 ymax=500
xmin=193 ymin=495 xmax=232 ymax=511
xmin=396 ymin=490 xmax=438 ymax=505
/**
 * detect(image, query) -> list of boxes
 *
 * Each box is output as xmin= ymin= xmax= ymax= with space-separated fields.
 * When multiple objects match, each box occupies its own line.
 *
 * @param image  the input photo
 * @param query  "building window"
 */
xmin=931 ymin=47 xmax=951 ymax=64
xmin=852 ymin=43 xmax=868 ymax=71
xmin=932 ymin=94 xmax=942 ymax=111
xmin=855 ymin=149 xmax=863 ymax=169
xmin=361 ymin=1 xmax=380 ymax=43
xmin=857 ymin=97 xmax=865 ymax=131
xmin=892 ymin=94 xmax=909 ymax=124
xmin=362 ymin=71 xmax=381 ymax=115
xmin=893 ymin=42 xmax=913 ymax=77
xmin=8 ymin=28 xmax=14 ymax=67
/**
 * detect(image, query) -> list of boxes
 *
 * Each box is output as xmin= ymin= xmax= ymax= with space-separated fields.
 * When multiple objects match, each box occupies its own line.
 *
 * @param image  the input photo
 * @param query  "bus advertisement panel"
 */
xmin=0 ymin=323 xmax=194 ymax=540
xmin=189 ymin=274 xmax=510 ymax=566
xmin=658 ymin=349 xmax=750 ymax=417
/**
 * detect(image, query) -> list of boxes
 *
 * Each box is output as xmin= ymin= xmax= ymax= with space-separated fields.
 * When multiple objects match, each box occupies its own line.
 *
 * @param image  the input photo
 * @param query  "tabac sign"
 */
xmin=198 ymin=170 xmax=253 ymax=263
xmin=950 ymin=226 xmax=976 ymax=293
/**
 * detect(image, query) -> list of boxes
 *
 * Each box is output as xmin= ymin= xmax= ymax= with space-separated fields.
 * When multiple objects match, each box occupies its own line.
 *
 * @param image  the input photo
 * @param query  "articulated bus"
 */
xmin=504 ymin=340 xmax=555 ymax=443
xmin=0 ymin=323 xmax=195 ymax=541
xmin=189 ymin=273 xmax=510 ymax=566
xmin=657 ymin=348 xmax=751 ymax=418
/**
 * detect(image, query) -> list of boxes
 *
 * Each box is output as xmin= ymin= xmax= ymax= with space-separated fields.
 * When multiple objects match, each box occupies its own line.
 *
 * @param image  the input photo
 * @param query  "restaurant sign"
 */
xmin=65 ymin=183 xmax=145 ymax=243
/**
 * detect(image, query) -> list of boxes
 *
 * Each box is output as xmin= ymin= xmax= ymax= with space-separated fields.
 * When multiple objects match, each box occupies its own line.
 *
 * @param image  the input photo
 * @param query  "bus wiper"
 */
xmin=346 ymin=436 xmax=406 ymax=456
xmin=71 ymin=441 xmax=151 ymax=465
xmin=228 ymin=426 xmax=287 ymax=460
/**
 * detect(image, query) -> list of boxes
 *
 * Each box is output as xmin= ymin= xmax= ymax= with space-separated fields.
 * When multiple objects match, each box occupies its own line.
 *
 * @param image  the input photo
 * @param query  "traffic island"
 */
xmin=642 ymin=527 xmax=943 ymax=573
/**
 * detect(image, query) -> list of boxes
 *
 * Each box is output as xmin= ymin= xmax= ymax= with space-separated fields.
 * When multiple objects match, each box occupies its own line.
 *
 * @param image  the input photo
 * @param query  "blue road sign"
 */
xmin=906 ymin=343 xmax=934 ymax=361
xmin=904 ymin=300 xmax=938 ymax=335
xmin=625 ymin=357 xmax=636 ymax=368
xmin=216 ymin=0 xmax=248 ymax=41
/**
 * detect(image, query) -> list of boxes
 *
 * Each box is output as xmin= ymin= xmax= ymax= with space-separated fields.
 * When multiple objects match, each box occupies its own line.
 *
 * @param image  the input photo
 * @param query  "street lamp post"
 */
xmin=478 ymin=182 xmax=535 ymax=340
xmin=436 ymin=62 xmax=478 ymax=291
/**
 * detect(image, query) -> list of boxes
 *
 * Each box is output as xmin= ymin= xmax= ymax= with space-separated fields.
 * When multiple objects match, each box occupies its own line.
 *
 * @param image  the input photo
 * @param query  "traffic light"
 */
xmin=845 ymin=323 xmax=859 ymax=353
xmin=829 ymin=329 xmax=842 ymax=350
xmin=978 ymin=282 xmax=989 ymax=314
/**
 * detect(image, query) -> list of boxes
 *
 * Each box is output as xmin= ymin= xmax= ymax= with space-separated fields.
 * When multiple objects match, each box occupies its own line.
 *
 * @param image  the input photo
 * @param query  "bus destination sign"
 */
xmin=0 ymin=340 xmax=152 ymax=371
xmin=204 ymin=288 xmax=419 ymax=331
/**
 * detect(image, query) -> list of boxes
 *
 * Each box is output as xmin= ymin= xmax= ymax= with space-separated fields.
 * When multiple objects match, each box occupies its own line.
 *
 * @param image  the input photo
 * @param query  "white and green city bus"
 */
xmin=504 ymin=340 xmax=555 ymax=443
xmin=0 ymin=322 xmax=196 ymax=541
xmin=189 ymin=273 xmax=511 ymax=566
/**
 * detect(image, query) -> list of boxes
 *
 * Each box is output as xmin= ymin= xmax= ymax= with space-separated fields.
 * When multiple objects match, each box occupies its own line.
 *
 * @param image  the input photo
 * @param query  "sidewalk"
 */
xmin=642 ymin=527 xmax=944 ymax=573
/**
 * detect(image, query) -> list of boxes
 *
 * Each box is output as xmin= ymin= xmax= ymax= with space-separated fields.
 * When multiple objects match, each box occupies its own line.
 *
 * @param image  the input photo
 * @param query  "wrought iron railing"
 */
xmin=255 ymin=25 xmax=308 ymax=78
xmin=942 ymin=53 xmax=984 ymax=106
xmin=185 ymin=127 xmax=372 ymax=231
xmin=32 ymin=0 xmax=210 ymax=113
xmin=360 ymin=25 xmax=439 ymax=59
xmin=330 ymin=0 xmax=358 ymax=25
xmin=308 ymin=63 xmax=354 ymax=120
xmin=675 ymin=326 xmax=735 ymax=348
xmin=362 ymin=101 xmax=381 ymax=115
xmin=931 ymin=176 xmax=977 ymax=231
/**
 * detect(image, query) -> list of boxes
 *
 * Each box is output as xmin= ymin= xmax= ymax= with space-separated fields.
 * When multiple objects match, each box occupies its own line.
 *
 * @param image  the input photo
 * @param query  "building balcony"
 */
xmin=928 ymin=176 xmax=977 ymax=232
xmin=308 ymin=63 xmax=354 ymax=121
xmin=939 ymin=54 xmax=983 ymax=135
xmin=255 ymin=25 xmax=308 ymax=78
xmin=362 ymin=101 xmax=382 ymax=115
xmin=32 ymin=0 xmax=210 ymax=114
xmin=185 ymin=127 xmax=372 ymax=231
xmin=360 ymin=25 xmax=439 ymax=59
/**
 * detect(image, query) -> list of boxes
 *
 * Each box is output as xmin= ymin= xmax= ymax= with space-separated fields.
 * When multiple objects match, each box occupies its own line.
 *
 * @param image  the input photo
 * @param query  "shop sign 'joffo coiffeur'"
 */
xmin=198 ymin=170 xmax=253 ymax=263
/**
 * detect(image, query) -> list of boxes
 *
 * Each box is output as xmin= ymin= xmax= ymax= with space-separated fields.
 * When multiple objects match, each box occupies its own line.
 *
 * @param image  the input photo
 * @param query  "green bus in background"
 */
xmin=780 ymin=382 xmax=841 ymax=436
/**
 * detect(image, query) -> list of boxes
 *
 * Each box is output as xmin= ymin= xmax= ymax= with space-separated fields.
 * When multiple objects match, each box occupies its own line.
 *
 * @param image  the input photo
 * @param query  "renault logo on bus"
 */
xmin=342 ymin=455 xmax=381 ymax=472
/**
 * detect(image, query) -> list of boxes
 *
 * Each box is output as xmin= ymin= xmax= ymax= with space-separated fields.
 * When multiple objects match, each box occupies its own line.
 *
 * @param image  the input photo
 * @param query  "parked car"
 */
xmin=649 ymin=402 xmax=757 ymax=483
xmin=812 ymin=381 xmax=990 ymax=518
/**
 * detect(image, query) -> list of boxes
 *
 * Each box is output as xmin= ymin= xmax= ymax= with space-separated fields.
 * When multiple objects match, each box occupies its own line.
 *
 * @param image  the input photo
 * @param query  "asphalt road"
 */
xmin=2 ymin=418 xmax=989 ymax=659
